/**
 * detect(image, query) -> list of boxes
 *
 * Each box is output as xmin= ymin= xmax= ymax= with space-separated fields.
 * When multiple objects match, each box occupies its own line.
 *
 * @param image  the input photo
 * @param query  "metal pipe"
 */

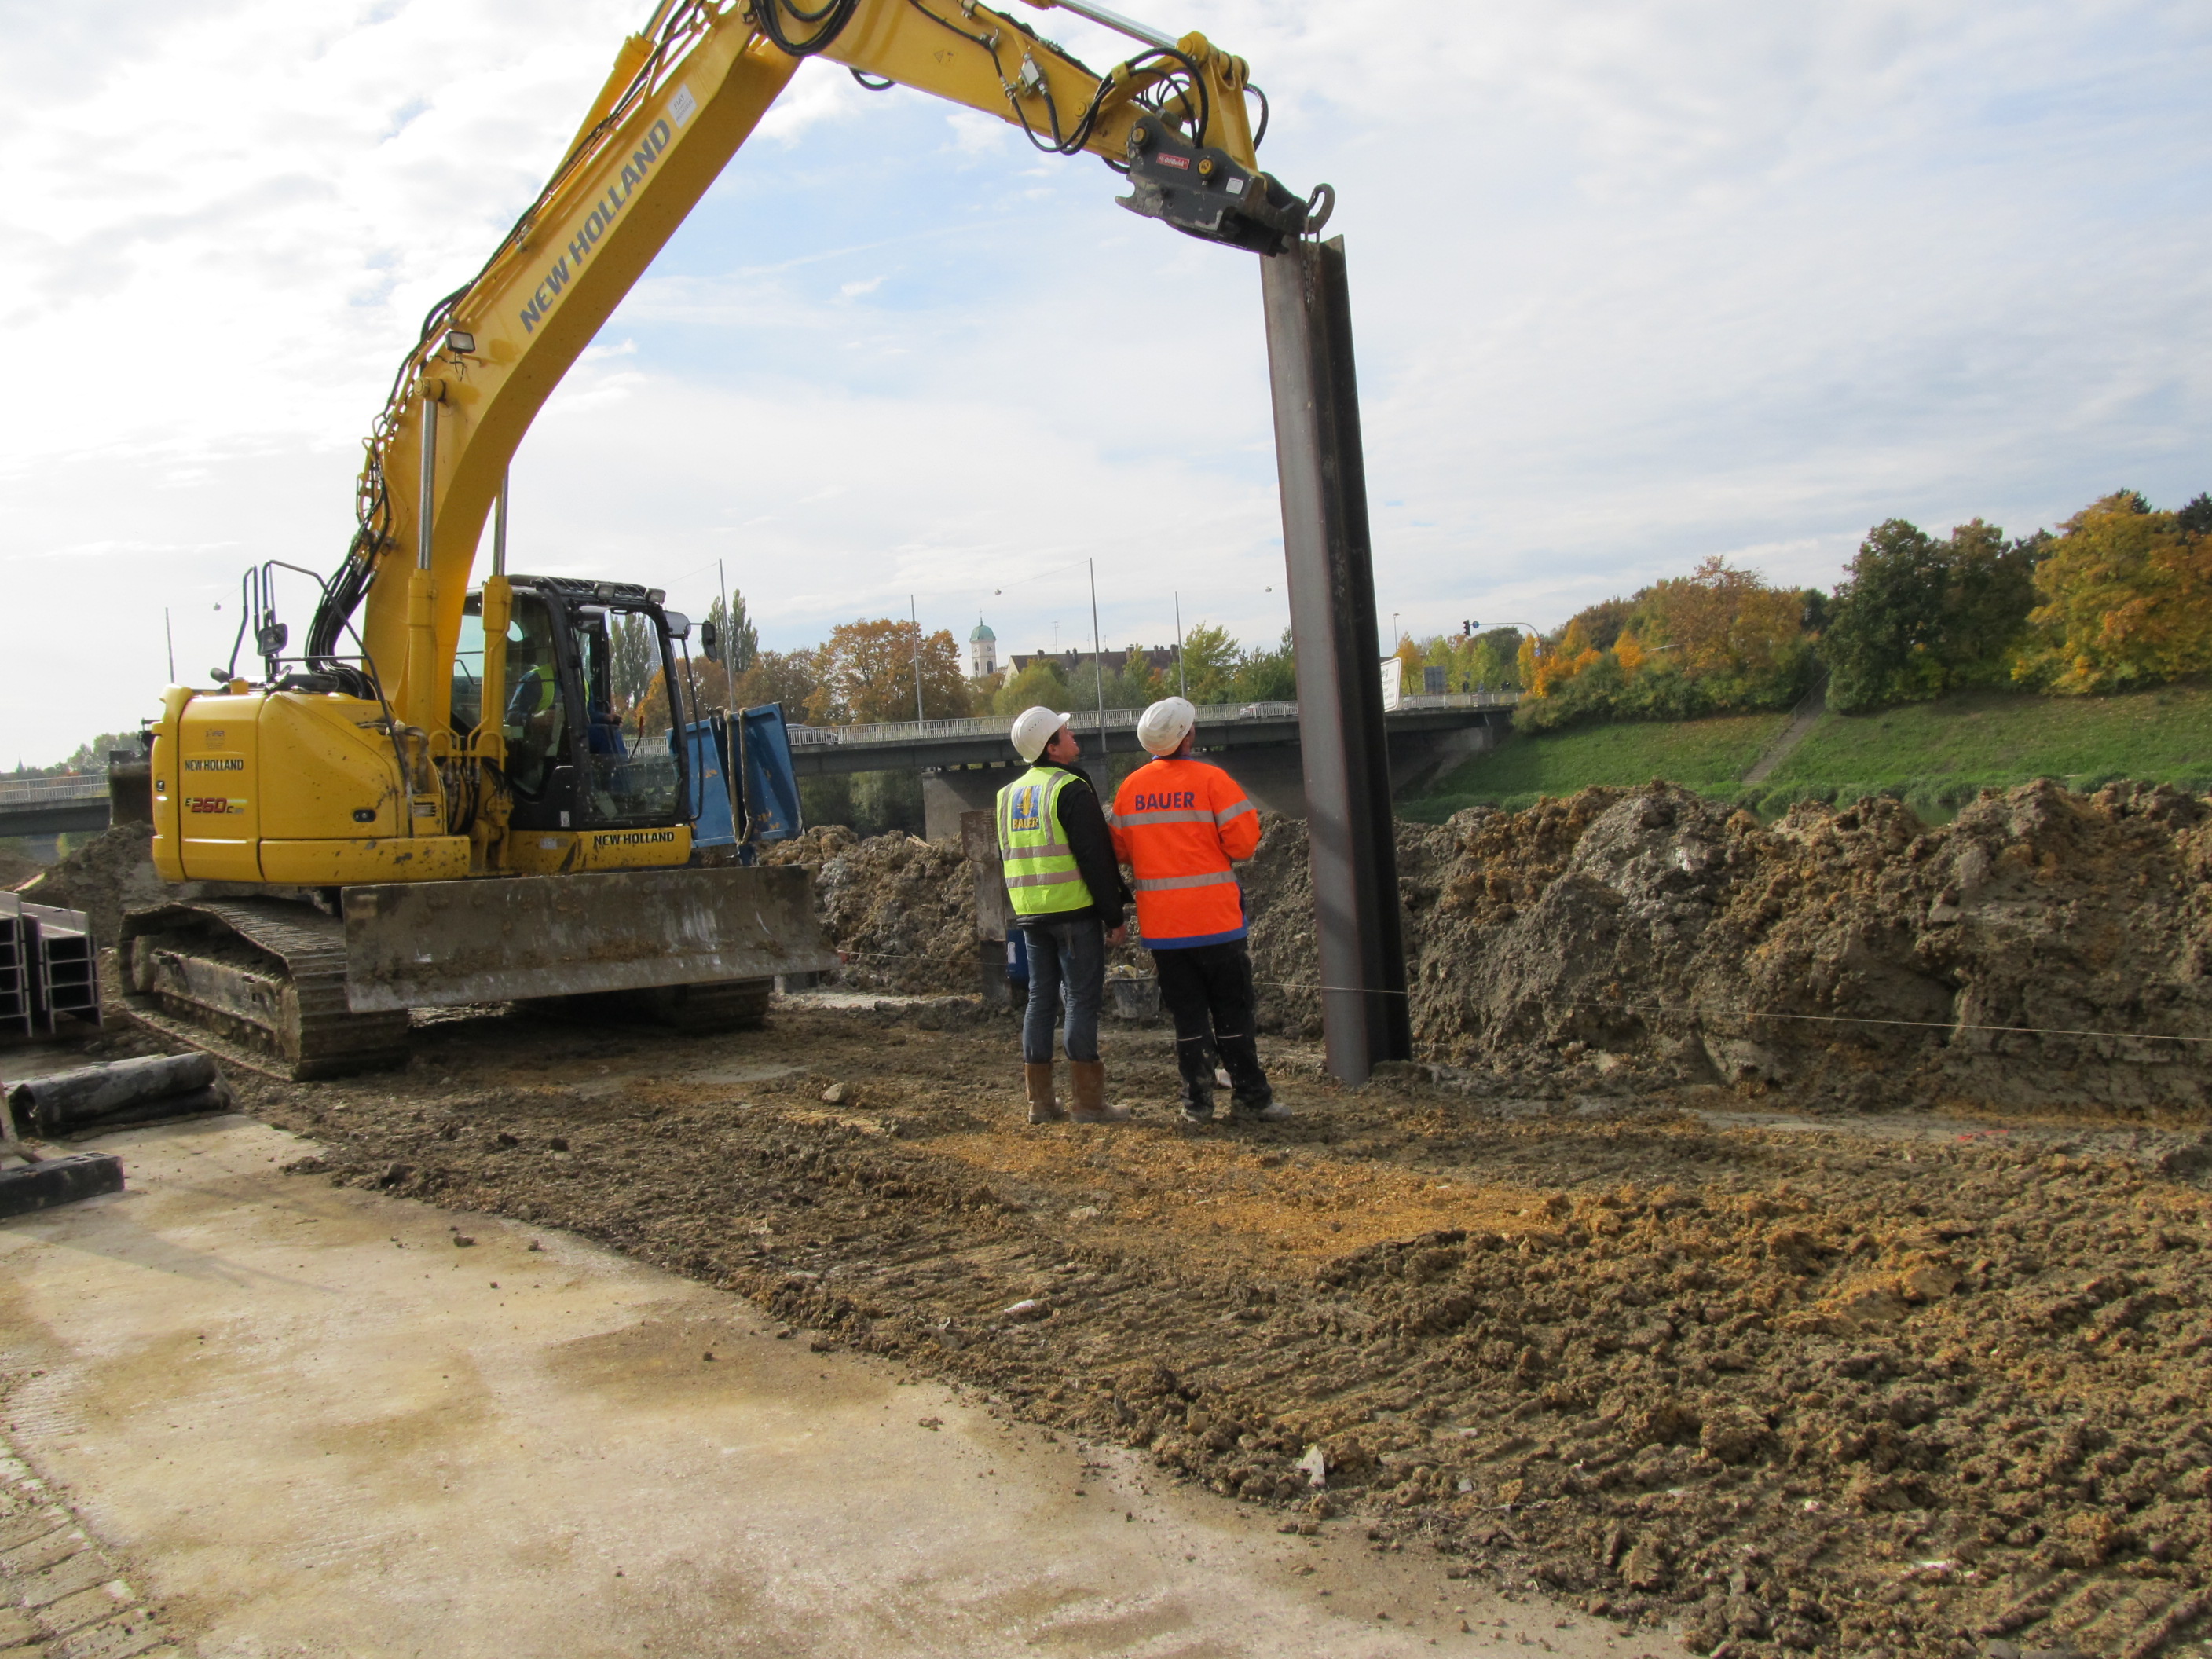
xmin=1260 ymin=235 xmax=1410 ymax=1084
xmin=1087 ymin=558 xmax=1108 ymax=753
xmin=1020 ymin=0 xmax=1176 ymax=53
xmin=910 ymin=594 xmax=926 ymax=724
xmin=720 ymin=558 xmax=734 ymax=696
xmin=417 ymin=397 xmax=438 ymax=571
xmin=493 ymin=468 xmax=508 ymax=575
xmin=1174 ymin=591 xmax=1186 ymax=698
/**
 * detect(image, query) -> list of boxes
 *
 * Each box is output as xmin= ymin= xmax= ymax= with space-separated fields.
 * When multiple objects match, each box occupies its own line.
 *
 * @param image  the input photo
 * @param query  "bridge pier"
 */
xmin=921 ymin=765 xmax=1020 ymax=842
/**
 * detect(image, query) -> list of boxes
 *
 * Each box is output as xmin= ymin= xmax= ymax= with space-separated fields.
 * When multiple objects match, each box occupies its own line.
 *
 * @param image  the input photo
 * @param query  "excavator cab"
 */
xmin=452 ymin=577 xmax=694 ymax=835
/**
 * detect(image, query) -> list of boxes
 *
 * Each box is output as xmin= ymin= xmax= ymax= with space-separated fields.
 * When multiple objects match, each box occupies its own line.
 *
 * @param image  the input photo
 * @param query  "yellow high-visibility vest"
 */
xmin=996 ymin=765 xmax=1093 ymax=918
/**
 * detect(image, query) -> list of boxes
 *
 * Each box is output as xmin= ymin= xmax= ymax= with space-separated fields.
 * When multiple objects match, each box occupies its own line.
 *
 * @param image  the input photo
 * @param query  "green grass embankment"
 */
xmin=1402 ymin=681 xmax=2212 ymax=823
xmin=1401 ymin=712 xmax=1789 ymax=821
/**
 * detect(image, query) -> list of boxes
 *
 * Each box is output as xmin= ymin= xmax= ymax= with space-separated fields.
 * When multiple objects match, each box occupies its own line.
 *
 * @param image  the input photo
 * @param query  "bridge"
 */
xmin=786 ymin=694 xmax=1517 ymax=837
xmin=0 ymin=775 xmax=112 ymax=842
xmin=0 ymin=692 xmax=1518 ymax=848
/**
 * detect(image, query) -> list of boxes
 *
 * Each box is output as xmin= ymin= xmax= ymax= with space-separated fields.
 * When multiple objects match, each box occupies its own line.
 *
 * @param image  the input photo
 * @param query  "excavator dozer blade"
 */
xmin=340 ymin=865 xmax=836 ymax=1013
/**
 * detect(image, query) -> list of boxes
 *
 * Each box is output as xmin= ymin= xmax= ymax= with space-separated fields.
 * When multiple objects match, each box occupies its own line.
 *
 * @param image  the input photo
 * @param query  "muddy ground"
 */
xmin=16 ymin=780 xmax=2212 ymax=1656
xmin=143 ymin=1001 xmax=2203 ymax=1659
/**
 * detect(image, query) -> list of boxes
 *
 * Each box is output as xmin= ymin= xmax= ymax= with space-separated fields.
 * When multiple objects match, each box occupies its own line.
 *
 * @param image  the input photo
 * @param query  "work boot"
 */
xmin=1024 ymin=1062 xmax=1067 ymax=1126
xmin=1068 ymin=1060 xmax=1130 ymax=1124
xmin=1218 ymin=1034 xmax=1279 ymax=1121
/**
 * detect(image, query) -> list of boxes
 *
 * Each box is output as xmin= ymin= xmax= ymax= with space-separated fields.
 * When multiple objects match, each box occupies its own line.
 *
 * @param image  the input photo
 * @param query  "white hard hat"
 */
xmin=1137 ymin=696 xmax=1197 ymax=756
xmin=1010 ymin=705 xmax=1071 ymax=763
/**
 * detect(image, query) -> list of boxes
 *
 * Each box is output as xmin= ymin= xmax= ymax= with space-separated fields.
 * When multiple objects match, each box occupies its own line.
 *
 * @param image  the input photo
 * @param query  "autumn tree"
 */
xmin=635 ymin=657 xmax=739 ymax=734
xmin=2012 ymin=492 xmax=2212 ymax=693
xmin=1514 ymin=557 xmax=1815 ymax=733
xmin=1401 ymin=629 xmax=1518 ymax=694
xmin=993 ymin=657 xmax=1071 ymax=717
xmin=1821 ymin=518 xmax=2039 ymax=712
xmin=810 ymin=618 xmax=970 ymax=724
xmin=731 ymin=648 xmax=822 ymax=717
xmin=1176 ymin=624 xmax=1240 ymax=703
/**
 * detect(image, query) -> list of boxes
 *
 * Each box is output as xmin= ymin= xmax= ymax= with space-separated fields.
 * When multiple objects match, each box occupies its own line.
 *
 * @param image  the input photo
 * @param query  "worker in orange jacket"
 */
xmin=1111 ymin=697 xmax=1286 ymax=1124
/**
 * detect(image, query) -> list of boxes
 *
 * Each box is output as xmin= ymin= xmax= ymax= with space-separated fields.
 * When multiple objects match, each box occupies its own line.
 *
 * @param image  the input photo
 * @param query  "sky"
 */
xmin=2 ymin=0 xmax=2207 ymax=764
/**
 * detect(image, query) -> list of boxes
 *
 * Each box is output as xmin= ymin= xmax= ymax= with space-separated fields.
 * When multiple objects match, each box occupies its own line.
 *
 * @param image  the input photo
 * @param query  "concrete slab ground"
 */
xmin=0 ymin=1113 xmax=1666 ymax=1659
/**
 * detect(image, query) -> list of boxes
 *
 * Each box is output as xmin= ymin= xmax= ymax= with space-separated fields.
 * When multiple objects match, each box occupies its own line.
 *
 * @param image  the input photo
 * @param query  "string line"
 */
xmin=824 ymin=951 xmax=2208 ymax=1046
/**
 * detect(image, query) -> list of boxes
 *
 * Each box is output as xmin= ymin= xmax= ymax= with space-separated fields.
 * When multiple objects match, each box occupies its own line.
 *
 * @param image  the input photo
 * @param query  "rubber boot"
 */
xmin=1068 ymin=1060 xmax=1130 ymax=1124
xmin=1174 ymin=1035 xmax=1217 ymax=1124
xmin=1025 ymin=1062 xmax=1068 ymax=1126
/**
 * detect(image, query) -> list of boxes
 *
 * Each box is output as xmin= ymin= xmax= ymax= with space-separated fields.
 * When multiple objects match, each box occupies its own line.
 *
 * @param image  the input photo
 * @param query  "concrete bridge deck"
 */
xmin=0 ymin=693 xmax=1518 ymax=845
xmin=782 ymin=695 xmax=1516 ymax=835
xmin=0 ymin=775 xmax=111 ymax=840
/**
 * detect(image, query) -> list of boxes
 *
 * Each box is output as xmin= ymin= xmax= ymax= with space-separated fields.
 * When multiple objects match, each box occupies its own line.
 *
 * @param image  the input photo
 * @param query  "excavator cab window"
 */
xmin=575 ymin=604 xmax=684 ymax=824
xmin=451 ymin=607 xmax=486 ymax=734
xmin=500 ymin=593 xmax=571 ymax=799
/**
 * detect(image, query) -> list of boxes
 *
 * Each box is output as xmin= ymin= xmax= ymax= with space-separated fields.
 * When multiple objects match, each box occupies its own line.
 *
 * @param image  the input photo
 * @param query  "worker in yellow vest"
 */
xmin=997 ymin=706 xmax=1133 ymax=1126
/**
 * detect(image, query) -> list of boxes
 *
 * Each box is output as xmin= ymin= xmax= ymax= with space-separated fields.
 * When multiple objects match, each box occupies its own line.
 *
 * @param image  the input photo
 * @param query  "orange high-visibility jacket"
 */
xmin=1110 ymin=757 xmax=1262 ymax=948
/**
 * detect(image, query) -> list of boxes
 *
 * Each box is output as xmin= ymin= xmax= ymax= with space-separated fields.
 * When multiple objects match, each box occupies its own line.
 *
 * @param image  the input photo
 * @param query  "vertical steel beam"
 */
xmin=1261 ymin=235 xmax=1412 ymax=1084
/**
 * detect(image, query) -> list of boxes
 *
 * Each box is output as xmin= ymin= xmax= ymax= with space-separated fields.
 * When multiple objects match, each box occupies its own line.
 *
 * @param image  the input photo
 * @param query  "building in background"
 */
xmin=968 ymin=621 xmax=998 ymax=681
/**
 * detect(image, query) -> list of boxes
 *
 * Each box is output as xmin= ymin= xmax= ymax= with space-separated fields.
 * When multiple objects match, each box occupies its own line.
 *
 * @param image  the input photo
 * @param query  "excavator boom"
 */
xmin=333 ymin=0 xmax=1306 ymax=742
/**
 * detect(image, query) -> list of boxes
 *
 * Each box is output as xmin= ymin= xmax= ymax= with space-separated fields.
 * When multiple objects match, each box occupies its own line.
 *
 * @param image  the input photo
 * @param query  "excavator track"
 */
xmin=119 ymin=899 xmax=410 ymax=1081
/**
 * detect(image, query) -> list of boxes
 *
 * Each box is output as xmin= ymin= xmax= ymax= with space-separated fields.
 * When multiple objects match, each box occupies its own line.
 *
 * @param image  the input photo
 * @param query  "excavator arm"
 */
xmin=320 ymin=0 xmax=1320 ymax=744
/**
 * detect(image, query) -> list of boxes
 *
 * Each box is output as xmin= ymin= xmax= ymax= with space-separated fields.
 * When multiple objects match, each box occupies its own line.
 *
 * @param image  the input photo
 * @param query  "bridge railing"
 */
xmin=784 ymin=690 xmax=1515 ymax=750
xmin=0 ymin=775 xmax=111 ymax=804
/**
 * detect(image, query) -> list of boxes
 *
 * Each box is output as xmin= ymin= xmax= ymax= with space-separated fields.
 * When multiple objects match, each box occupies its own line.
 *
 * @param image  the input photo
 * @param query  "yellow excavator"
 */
xmin=123 ymin=0 xmax=1324 ymax=1078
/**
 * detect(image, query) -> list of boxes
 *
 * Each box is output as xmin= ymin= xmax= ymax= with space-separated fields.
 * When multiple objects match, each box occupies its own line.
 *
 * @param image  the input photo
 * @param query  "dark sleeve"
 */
xmin=1056 ymin=778 xmax=1130 ymax=929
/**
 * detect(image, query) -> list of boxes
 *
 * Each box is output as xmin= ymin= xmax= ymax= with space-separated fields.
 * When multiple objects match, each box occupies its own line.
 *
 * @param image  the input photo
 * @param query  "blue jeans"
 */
xmin=1020 ymin=917 xmax=1104 ymax=1064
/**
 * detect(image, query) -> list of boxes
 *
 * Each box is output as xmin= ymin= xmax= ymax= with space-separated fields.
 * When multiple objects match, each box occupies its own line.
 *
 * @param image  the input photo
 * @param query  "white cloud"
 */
xmin=2 ymin=0 xmax=2208 ymax=762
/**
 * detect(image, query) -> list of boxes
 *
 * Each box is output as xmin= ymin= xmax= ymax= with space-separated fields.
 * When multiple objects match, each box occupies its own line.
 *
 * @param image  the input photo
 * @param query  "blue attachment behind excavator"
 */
xmin=683 ymin=705 xmax=804 ymax=857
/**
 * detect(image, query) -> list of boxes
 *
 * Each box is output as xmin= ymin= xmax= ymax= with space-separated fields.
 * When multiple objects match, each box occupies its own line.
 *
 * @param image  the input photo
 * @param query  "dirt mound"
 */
xmin=1244 ymin=779 xmax=2212 ymax=1114
xmin=13 ymin=822 xmax=275 ymax=944
xmin=17 ymin=822 xmax=171 ymax=943
xmin=764 ymin=826 xmax=977 ymax=993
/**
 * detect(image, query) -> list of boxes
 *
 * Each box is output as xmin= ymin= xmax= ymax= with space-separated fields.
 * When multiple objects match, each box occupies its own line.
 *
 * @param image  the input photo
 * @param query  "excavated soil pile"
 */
xmin=16 ymin=822 xmax=174 ymax=942
xmin=763 ymin=824 xmax=1148 ymax=992
xmin=763 ymin=825 xmax=976 ymax=993
xmin=784 ymin=778 xmax=2212 ymax=1115
xmin=213 ymin=1004 xmax=2212 ymax=1659
xmin=1243 ymin=780 xmax=2212 ymax=1115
